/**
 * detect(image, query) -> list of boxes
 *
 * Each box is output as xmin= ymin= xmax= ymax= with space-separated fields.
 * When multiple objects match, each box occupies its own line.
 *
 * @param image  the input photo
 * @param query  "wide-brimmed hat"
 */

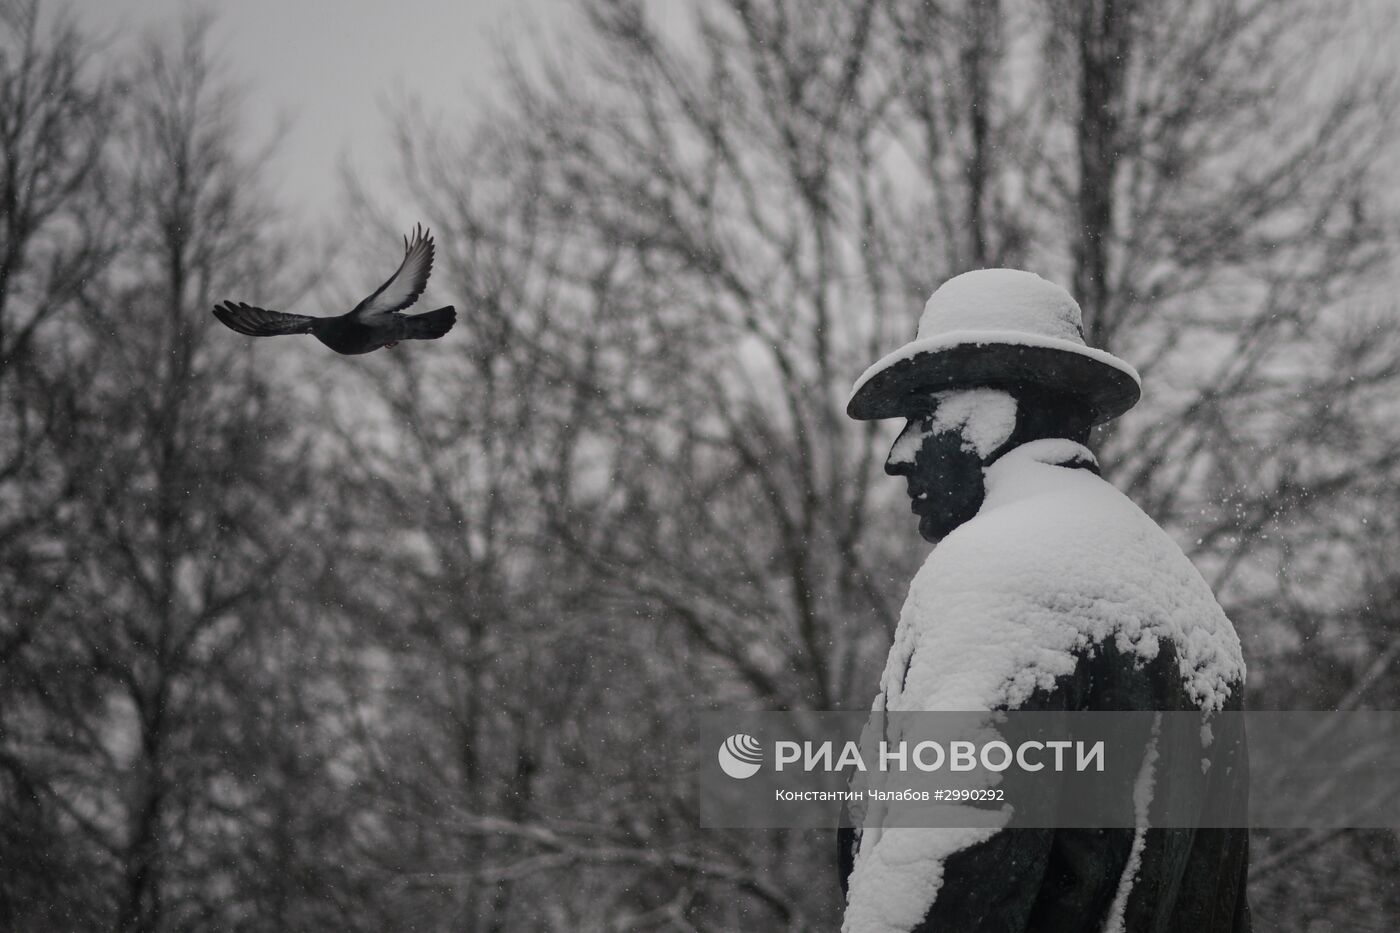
xmin=847 ymin=269 xmax=1141 ymax=423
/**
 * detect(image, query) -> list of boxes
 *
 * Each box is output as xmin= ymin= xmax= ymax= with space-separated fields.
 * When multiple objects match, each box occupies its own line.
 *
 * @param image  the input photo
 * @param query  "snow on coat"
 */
xmin=843 ymin=439 xmax=1246 ymax=933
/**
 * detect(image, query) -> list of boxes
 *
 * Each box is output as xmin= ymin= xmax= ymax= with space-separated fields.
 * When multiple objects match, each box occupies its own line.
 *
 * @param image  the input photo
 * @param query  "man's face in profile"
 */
xmin=884 ymin=409 xmax=988 ymax=542
xmin=882 ymin=389 xmax=1019 ymax=542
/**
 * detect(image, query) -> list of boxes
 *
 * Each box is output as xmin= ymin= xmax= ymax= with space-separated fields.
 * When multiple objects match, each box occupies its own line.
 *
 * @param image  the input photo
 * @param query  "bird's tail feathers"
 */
xmin=403 ymin=305 xmax=456 ymax=340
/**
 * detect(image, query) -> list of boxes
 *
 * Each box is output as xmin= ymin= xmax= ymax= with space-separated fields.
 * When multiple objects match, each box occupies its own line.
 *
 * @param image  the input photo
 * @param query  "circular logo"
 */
xmin=718 ymin=733 xmax=763 ymax=779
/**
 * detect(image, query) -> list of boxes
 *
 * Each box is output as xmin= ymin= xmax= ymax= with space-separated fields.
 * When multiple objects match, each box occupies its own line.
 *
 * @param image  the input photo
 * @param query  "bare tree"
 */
xmin=0 ymin=3 xmax=121 ymax=927
xmin=0 ymin=8 xmax=367 ymax=930
xmin=76 ymin=17 xmax=357 ymax=932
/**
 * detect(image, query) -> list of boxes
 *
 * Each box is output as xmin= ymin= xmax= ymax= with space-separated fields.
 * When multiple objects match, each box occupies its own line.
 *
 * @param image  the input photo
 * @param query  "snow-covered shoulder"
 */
xmin=845 ymin=440 xmax=1245 ymax=933
xmin=879 ymin=438 xmax=1244 ymax=715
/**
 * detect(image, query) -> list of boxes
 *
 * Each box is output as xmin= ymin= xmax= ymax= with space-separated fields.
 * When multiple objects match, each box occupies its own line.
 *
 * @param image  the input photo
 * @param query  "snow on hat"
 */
xmin=846 ymin=268 xmax=1141 ymax=424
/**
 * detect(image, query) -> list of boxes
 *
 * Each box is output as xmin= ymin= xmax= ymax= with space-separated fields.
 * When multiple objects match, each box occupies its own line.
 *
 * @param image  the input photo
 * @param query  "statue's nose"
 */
xmin=885 ymin=421 xmax=920 ymax=475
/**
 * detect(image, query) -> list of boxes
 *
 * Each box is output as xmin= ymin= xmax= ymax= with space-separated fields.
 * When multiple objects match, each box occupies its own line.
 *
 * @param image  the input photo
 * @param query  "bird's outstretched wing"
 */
xmin=350 ymin=223 xmax=434 ymax=321
xmin=213 ymin=301 xmax=318 ymax=337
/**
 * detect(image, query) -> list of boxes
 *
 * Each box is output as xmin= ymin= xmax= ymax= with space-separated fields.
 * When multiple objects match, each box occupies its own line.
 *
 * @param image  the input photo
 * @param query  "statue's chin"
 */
xmin=913 ymin=482 xmax=985 ymax=542
xmin=917 ymin=509 xmax=962 ymax=543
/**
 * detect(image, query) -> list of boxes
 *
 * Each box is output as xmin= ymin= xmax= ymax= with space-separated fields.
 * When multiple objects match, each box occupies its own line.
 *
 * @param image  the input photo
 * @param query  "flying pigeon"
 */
xmin=212 ymin=224 xmax=456 ymax=354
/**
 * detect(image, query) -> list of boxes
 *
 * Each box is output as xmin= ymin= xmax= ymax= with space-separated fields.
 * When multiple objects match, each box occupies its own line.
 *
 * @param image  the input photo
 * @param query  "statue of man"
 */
xmin=839 ymin=270 xmax=1250 ymax=932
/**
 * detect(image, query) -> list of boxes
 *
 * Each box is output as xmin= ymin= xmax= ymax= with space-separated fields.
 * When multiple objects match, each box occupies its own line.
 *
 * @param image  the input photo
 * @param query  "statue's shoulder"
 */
xmin=892 ymin=451 xmax=1244 ymax=713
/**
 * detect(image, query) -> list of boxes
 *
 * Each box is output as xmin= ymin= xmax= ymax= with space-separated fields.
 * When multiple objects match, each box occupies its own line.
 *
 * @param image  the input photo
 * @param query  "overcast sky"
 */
xmin=81 ymin=0 xmax=551 ymax=223
xmin=73 ymin=0 xmax=1398 ymax=234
